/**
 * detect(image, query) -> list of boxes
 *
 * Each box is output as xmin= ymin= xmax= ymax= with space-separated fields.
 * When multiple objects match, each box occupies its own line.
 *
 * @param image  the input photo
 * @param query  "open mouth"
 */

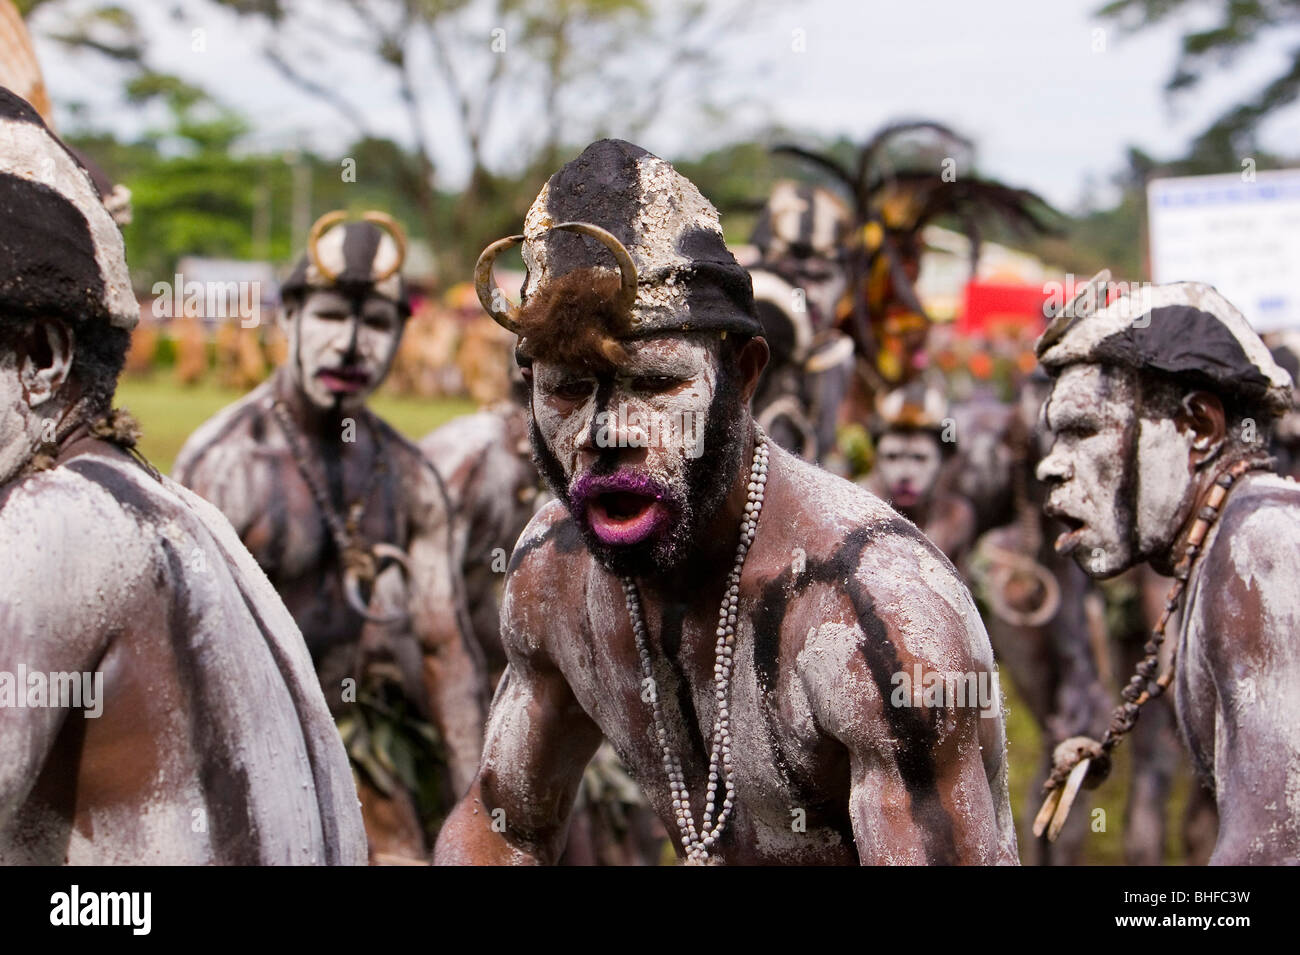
xmin=1047 ymin=507 xmax=1087 ymax=555
xmin=570 ymin=471 xmax=674 ymax=547
xmin=586 ymin=490 xmax=668 ymax=546
xmin=316 ymin=366 xmax=371 ymax=395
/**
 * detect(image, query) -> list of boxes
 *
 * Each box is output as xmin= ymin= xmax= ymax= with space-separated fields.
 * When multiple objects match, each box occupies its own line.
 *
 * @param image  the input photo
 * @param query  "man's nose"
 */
xmin=1035 ymin=444 xmax=1073 ymax=484
xmin=575 ymin=401 xmax=650 ymax=464
xmin=336 ymin=315 xmax=363 ymax=357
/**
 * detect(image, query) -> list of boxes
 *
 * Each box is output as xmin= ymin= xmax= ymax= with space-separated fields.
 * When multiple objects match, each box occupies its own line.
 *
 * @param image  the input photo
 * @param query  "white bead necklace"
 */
xmin=621 ymin=432 xmax=769 ymax=864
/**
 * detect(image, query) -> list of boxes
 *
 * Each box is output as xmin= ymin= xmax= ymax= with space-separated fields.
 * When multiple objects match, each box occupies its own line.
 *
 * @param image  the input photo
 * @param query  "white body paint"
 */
xmin=532 ymin=335 xmax=720 ymax=498
xmin=1175 ymin=473 xmax=1300 ymax=863
xmin=485 ymin=441 xmax=1016 ymax=863
xmin=0 ymin=457 xmax=366 ymax=864
xmin=1038 ymin=363 xmax=1197 ymax=577
xmin=282 ymin=289 xmax=402 ymax=413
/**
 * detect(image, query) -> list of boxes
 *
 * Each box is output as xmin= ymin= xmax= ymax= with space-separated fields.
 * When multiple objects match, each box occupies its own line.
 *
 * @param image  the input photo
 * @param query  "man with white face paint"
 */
xmin=435 ymin=139 xmax=1015 ymax=865
xmin=1034 ymin=278 xmax=1300 ymax=863
xmin=0 ymin=88 xmax=365 ymax=864
xmin=176 ymin=211 xmax=486 ymax=863
xmin=747 ymin=180 xmax=856 ymax=465
xmin=867 ymin=381 xmax=974 ymax=564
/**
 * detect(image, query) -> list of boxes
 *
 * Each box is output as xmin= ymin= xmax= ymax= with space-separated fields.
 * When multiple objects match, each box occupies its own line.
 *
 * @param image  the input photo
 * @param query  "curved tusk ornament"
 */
xmin=343 ymin=543 xmax=413 ymax=625
xmin=1046 ymin=757 xmax=1092 ymax=842
xmin=307 ymin=210 xmax=349 ymax=283
xmin=361 ymin=210 xmax=409 ymax=280
xmin=474 ymin=234 xmax=526 ymax=333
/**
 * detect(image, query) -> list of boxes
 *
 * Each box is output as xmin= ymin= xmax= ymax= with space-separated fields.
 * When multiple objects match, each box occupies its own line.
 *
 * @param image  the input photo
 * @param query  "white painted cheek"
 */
xmin=537 ymin=396 xmax=595 ymax=478
xmin=1075 ymin=436 xmax=1128 ymax=567
xmin=1135 ymin=417 xmax=1196 ymax=553
xmin=642 ymin=372 xmax=716 ymax=476
xmin=359 ymin=325 xmax=399 ymax=382
xmin=916 ymin=456 xmax=941 ymax=491
xmin=0 ymin=370 xmax=38 ymax=485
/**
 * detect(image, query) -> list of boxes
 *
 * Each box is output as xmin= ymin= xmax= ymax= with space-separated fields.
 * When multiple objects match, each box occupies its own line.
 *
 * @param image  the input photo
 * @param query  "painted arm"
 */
xmin=433 ymin=570 xmax=603 ymax=864
xmin=804 ymin=556 xmax=1017 ymax=864
xmin=409 ymin=467 xmax=488 ymax=798
xmin=1203 ymin=555 xmax=1300 ymax=864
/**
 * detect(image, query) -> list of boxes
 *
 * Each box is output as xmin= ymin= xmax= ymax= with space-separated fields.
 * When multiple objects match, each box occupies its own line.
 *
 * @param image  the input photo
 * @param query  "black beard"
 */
xmin=530 ymin=369 xmax=749 ymax=579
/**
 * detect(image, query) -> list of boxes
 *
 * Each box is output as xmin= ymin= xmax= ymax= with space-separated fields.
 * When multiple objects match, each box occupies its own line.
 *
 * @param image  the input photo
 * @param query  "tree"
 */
xmin=1100 ymin=0 xmax=1300 ymax=154
xmin=210 ymin=0 xmax=757 ymax=276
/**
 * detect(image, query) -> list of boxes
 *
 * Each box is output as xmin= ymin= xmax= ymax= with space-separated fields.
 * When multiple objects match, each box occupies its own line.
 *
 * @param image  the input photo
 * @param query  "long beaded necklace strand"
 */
xmin=621 ymin=431 xmax=769 ymax=864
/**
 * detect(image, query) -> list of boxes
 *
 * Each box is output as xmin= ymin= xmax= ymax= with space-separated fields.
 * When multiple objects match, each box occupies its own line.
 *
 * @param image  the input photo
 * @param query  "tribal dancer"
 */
xmin=176 ymin=212 xmax=485 ymax=862
xmin=435 ymin=140 xmax=1015 ymax=865
xmin=0 ymin=88 xmax=364 ymax=864
xmin=1034 ymin=279 xmax=1300 ymax=863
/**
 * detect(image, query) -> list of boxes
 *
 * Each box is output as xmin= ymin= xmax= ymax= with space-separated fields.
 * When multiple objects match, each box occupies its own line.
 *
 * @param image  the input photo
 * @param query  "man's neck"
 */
xmin=1154 ymin=452 xmax=1264 ymax=576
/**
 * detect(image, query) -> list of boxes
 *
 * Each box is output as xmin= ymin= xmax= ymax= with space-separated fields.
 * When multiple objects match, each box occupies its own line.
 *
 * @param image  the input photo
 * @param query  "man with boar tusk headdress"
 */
xmin=175 ymin=209 xmax=486 ymax=863
xmin=434 ymin=139 xmax=1016 ymax=865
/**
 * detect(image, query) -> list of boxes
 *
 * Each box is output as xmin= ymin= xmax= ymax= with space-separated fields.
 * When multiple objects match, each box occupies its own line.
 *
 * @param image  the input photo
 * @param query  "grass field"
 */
xmin=115 ymin=375 xmax=476 ymax=474
xmin=113 ymin=374 xmax=1196 ymax=865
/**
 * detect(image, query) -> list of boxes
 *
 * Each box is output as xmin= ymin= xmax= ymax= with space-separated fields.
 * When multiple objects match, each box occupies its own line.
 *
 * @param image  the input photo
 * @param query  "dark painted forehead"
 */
xmin=539 ymin=139 xmax=650 ymax=275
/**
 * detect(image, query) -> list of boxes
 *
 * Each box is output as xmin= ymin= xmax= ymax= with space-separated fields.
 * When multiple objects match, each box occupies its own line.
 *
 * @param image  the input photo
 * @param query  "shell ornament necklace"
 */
xmin=620 ymin=431 xmax=769 ymax=865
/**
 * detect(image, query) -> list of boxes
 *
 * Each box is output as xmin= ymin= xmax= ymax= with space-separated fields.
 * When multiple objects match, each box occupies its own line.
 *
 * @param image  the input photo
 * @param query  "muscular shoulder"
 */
xmin=173 ymin=381 xmax=275 ymax=487
xmin=499 ymin=500 xmax=589 ymax=659
xmin=420 ymin=411 xmax=505 ymax=501
xmin=763 ymin=451 xmax=992 ymax=723
xmin=0 ymin=459 xmax=193 ymax=630
xmin=1194 ymin=473 xmax=1300 ymax=661
xmin=370 ymin=412 xmax=454 ymax=528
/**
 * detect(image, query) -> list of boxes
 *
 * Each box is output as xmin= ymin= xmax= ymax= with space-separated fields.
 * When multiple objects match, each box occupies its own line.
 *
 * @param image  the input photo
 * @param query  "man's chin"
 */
xmin=304 ymin=382 xmax=371 ymax=413
xmin=579 ymin=528 xmax=685 ymax=579
xmin=570 ymin=503 xmax=690 ymax=579
xmin=1069 ymin=542 xmax=1134 ymax=580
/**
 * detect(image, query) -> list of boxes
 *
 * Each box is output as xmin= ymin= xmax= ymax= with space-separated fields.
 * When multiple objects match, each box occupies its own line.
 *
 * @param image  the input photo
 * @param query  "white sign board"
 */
xmin=1148 ymin=169 xmax=1300 ymax=333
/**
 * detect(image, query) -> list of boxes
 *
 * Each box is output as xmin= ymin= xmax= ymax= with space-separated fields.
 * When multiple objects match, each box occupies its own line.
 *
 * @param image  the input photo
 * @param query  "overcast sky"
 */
xmin=30 ymin=0 xmax=1300 ymax=211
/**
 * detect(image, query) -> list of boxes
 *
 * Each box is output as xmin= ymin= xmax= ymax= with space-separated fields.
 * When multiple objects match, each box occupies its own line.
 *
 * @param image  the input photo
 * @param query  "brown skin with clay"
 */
xmin=176 ymin=302 xmax=487 ymax=862
xmin=1 ymin=319 xmax=365 ymax=864
xmin=1040 ymin=368 xmax=1300 ymax=863
xmin=435 ymin=335 xmax=1016 ymax=865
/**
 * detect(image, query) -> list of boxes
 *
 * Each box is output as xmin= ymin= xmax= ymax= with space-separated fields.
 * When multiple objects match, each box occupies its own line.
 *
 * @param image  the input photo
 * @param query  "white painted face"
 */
xmin=283 ymin=289 xmax=402 ymax=412
xmin=875 ymin=431 xmax=942 ymax=511
xmin=1036 ymin=363 xmax=1198 ymax=577
xmin=530 ymin=335 xmax=721 ymax=549
xmin=791 ymin=258 xmax=847 ymax=328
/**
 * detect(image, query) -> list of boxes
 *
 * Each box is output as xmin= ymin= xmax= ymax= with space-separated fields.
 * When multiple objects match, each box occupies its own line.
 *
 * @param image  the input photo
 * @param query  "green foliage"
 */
xmin=1100 ymin=0 xmax=1300 ymax=152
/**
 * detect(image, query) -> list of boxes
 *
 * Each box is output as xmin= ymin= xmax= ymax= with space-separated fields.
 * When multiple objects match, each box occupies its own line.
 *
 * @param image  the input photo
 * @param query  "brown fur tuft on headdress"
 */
xmin=516 ymin=268 xmax=633 ymax=372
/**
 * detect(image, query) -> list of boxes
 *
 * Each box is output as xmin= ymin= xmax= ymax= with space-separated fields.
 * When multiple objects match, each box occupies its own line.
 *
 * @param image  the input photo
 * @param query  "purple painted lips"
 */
xmin=570 ymin=471 xmax=673 ymax=546
xmin=317 ymin=365 xmax=371 ymax=395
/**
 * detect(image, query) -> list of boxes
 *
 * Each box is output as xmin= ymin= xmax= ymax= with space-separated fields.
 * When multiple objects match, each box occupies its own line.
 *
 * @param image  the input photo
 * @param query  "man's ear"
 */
xmin=736 ymin=335 xmax=770 ymax=406
xmin=1177 ymin=390 xmax=1227 ymax=469
xmin=20 ymin=319 xmax=75 ymax=408
xmin=277 ymin=303 xmax=298 ymax=334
